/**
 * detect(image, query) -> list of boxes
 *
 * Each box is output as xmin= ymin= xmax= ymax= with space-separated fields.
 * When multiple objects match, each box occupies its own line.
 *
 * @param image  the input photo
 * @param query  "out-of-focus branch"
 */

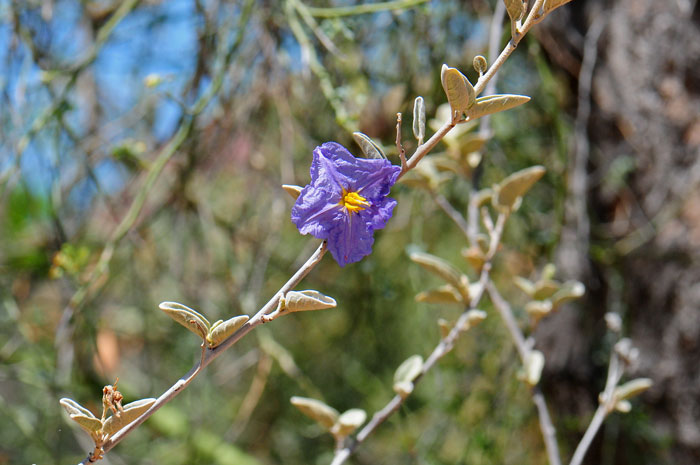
xmin=83 ymin=241 xmax=327 ymax=463
xmin=486 ymin=281 xmax=561 ymax=465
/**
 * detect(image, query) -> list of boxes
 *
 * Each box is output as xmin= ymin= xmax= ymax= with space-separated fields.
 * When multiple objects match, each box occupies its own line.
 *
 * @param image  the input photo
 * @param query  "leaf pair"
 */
xmin=441 ymin=65 xmax=530 ymax=122
xmin=290 ymin=397 xmax=366 ymax=440
xmin=60 ymin=397 xmax=156 ymax=443
xmin=159 ymin=301 xmax=249 ymax=349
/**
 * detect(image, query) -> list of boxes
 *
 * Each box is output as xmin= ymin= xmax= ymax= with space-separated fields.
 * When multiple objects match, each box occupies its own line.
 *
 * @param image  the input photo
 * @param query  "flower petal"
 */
xmin=314 ymin=142 xmax=399 ymax=194
xmin=326 ymin=212 xmax=375 ymax=267
xmin=362 ymin=197 xmax=397 ymax=231
xmin=291 ymin=186 xmax=343 ymax=239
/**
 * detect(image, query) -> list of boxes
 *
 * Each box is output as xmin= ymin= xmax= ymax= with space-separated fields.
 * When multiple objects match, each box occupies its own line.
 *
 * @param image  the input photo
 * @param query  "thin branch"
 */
xmin=330 ymin=265 xmax=493 ymax=465
xmin=569 ymin=349 xmax=624 ymax=465
xmin=89 ymin=242 xmax=327 ymax=461
xmin=486 ymin=281 xmax=561 ymax=465
xmin=430 ymin=191 xmax=470 ymax=240
xmin=396 ymin=113 xmax=407 ymax=173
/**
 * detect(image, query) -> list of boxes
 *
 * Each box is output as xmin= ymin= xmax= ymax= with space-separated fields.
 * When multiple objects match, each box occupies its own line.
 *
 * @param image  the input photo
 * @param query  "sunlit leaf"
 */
xmin=614 ymin=378 xmax=653 ymax=401
xmin=352 ymin=132 xmax=385 ymax=159
xmin=290 ymin=396 xmax=339 ymax=429
xmin=409 ymin=252 xmax=469 ymax=299
xmin=472 ymin=55 xmax=488 ymax=75
xmin=283 ymin=290 xmax=336 ymax=312
xmin=159 ymin=301 xmax=210 ymax=340
xmin=543 ymin=0 xmax=574 ymax=14
xmin=524 ymin=350 xmax=545 ymax=386
xmin=282 ymin=184 xmax=303 ymax=200
xmin=415 ymin=285 xmax=463 ymax=304
xmin=551 ymin=281 xmax=585 ymax=308
xmin=331 ymin=409 xmax=367 ymax=437
xmin=504 ymin=0 xmax=525 ymax=24
xmin=102 ymin=398 xmax=156 ymax=436
xmin=441 ymin=65 xmax=475 ymax=116
xmin=493 ymin=165 xmax=546 ymax=210
xmin=206 ymin=315 xmax=250 ymax=348
xmin=412 ymin=96 xmax=425 ymax=143
xmin=468 ymin=94 xmax=530 ymax=120
xmin=60 ymin=398 xmax=97 ymax=419
xmin=394 ymin=355 xmax=423 ymax=385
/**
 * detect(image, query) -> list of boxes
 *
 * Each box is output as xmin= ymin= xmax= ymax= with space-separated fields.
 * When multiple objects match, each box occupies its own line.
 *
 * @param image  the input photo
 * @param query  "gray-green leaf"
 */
xmin=413 ymin=96 xmax=426 ymax=143
xmin=441 ymin=65 xmax=475 ymax=116
xmin=394 ymin=355 xmax=423 ymax=385
xmin=468 ymin=94 xmax=530 ymax=120
xmin=614 ymin=378 xmax=653 ymax=401
xmin=102 ymin=398 xmax=156 ymax=436
xmin=415 ymin=285 xmax=463 ymax=304
xmin=493 ymin=165 xmax=546 ymax=210
xmin=60 ymin=398 xmax=97 ymax=419
xmin=331 ymin=409 xmax=367 ymax=438
xmin=282 ymin=184 xmax=303 ymax=200
xmin=283 ymin=290 xmax=337 ymax=313
xmin=551 ymin=281 xmax=585 ymax=308
xmin=504 ymin=0 xmax=525 ymax=23
xmin=409 ymin=252 xmax=469 ymax=300
xmin=290 ymin=396 xmax=339 ymax=430
xmin=352 ymin=132 xmax=385 ymax=159
xmin=159 ymin=301 xmax=210 ymax=340
xmin=206 ymin=315 xmax=250 ymax=348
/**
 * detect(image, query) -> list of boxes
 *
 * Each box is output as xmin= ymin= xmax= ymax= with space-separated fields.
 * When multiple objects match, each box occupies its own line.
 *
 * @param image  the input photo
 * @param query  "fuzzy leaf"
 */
xmin=102 ymin=398 xmax=156 ymax=436
xmin=393 ymin=380 xmax=414 ymax=398
xmin=290 ymin=396 xmax=339 ymax=429
xmin=468 ymin=94 xmax=530 ymax=120
xmin=283 ymin=290 xmax=336 ymax=312
xmin=466 ymin=309 xmax=487 ymax=327
xmin=473 ymin=55 xmax=488 ymax=75
xmin=331 ymin=409 xmax=367 ymax=437
xmin=394 ymin=355 xmax=423 ymax=385
xmin=437 ymin=318 xmax=451 ymax=338
xmin=415 ymin=285 xmax=463 ymax=304
xmin=206 ymin=315 xmax=250 ymax=348
xmin=159 ymin=301 xmax=210 ymax=340
xmin=544 ymin=0 xmax=574 ymax=13
xmin=60 ymin=398 xmax=97 ymax=419
xmin=441 ymin=65 xmax=475 ymax=116
xmin=409 ymin=252 xmax=469 ymax=299
xmin=504 ymin=0 xmax=525 ymax=23
xmin=412 ymin=96 xmax=426 ymax=142
xmin=70 ymin=415 xmax=103 ymax=436
xmin=493 ymin=165 xmax=546 ymax=210
xmin=282 ymin=184 xmax=303 ymax=200
xmin=551 ymin=281 xmax=585 ymax=308
xmin=614 ymin=399 xmax=632 ymax=413
xmin=614 ymin=378 xmax=653 ymax=401
xmin=524 ymin=350 xmax=545 ymax=386
xmin=352 ymin=132 xmax=385 ymax=159
xmin=532 ymin=279 xmax=560 ymax=300
xmin=513 ymin=276 xmax=536 ymax=296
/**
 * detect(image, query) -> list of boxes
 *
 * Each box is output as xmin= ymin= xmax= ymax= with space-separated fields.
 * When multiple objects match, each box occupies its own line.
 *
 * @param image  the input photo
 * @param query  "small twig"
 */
xmin=330 ymin=206 xmax=510 ymax=465
xmin=85 ymin=242 xmax=327 ymax=461
xmin=396 ymin=113 xmax=407 ymax=174
xmin=330 ymin=266 xmax=492 ymax=465
xmin=569 ymin=349 xmax=624 ymax=465
xmin=430 ymin=192 xmax=470 ymax=240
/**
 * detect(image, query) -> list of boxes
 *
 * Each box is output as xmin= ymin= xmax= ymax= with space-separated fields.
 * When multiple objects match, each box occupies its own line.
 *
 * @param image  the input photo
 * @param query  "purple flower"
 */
xmin=292 ymin=142 xmax=401 ymax=267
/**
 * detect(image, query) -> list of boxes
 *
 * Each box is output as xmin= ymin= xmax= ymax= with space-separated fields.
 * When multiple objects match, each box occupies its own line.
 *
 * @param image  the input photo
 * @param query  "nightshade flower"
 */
xmin=291 ymin=142 xmax=401 ymax=267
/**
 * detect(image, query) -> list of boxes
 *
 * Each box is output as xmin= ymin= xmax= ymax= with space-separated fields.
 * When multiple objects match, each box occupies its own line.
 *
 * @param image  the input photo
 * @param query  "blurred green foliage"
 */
xmin=0 ymin=1 xmax=658 ymax=464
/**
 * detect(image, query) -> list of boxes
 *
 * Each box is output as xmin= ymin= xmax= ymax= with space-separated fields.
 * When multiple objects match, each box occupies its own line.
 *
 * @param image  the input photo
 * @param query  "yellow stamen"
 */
xmin=339 ymin=188 xmax=370 ymax=213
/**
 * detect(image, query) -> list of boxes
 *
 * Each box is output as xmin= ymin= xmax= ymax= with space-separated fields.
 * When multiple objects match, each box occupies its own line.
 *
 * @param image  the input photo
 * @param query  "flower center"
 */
xmin=339 ymin=188 xmax=370 ymax=213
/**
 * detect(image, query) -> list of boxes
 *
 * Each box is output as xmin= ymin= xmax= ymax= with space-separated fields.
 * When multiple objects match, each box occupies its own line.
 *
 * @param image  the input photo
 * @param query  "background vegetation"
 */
xmin=1 ymin=0 xmax=697 ymax=464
